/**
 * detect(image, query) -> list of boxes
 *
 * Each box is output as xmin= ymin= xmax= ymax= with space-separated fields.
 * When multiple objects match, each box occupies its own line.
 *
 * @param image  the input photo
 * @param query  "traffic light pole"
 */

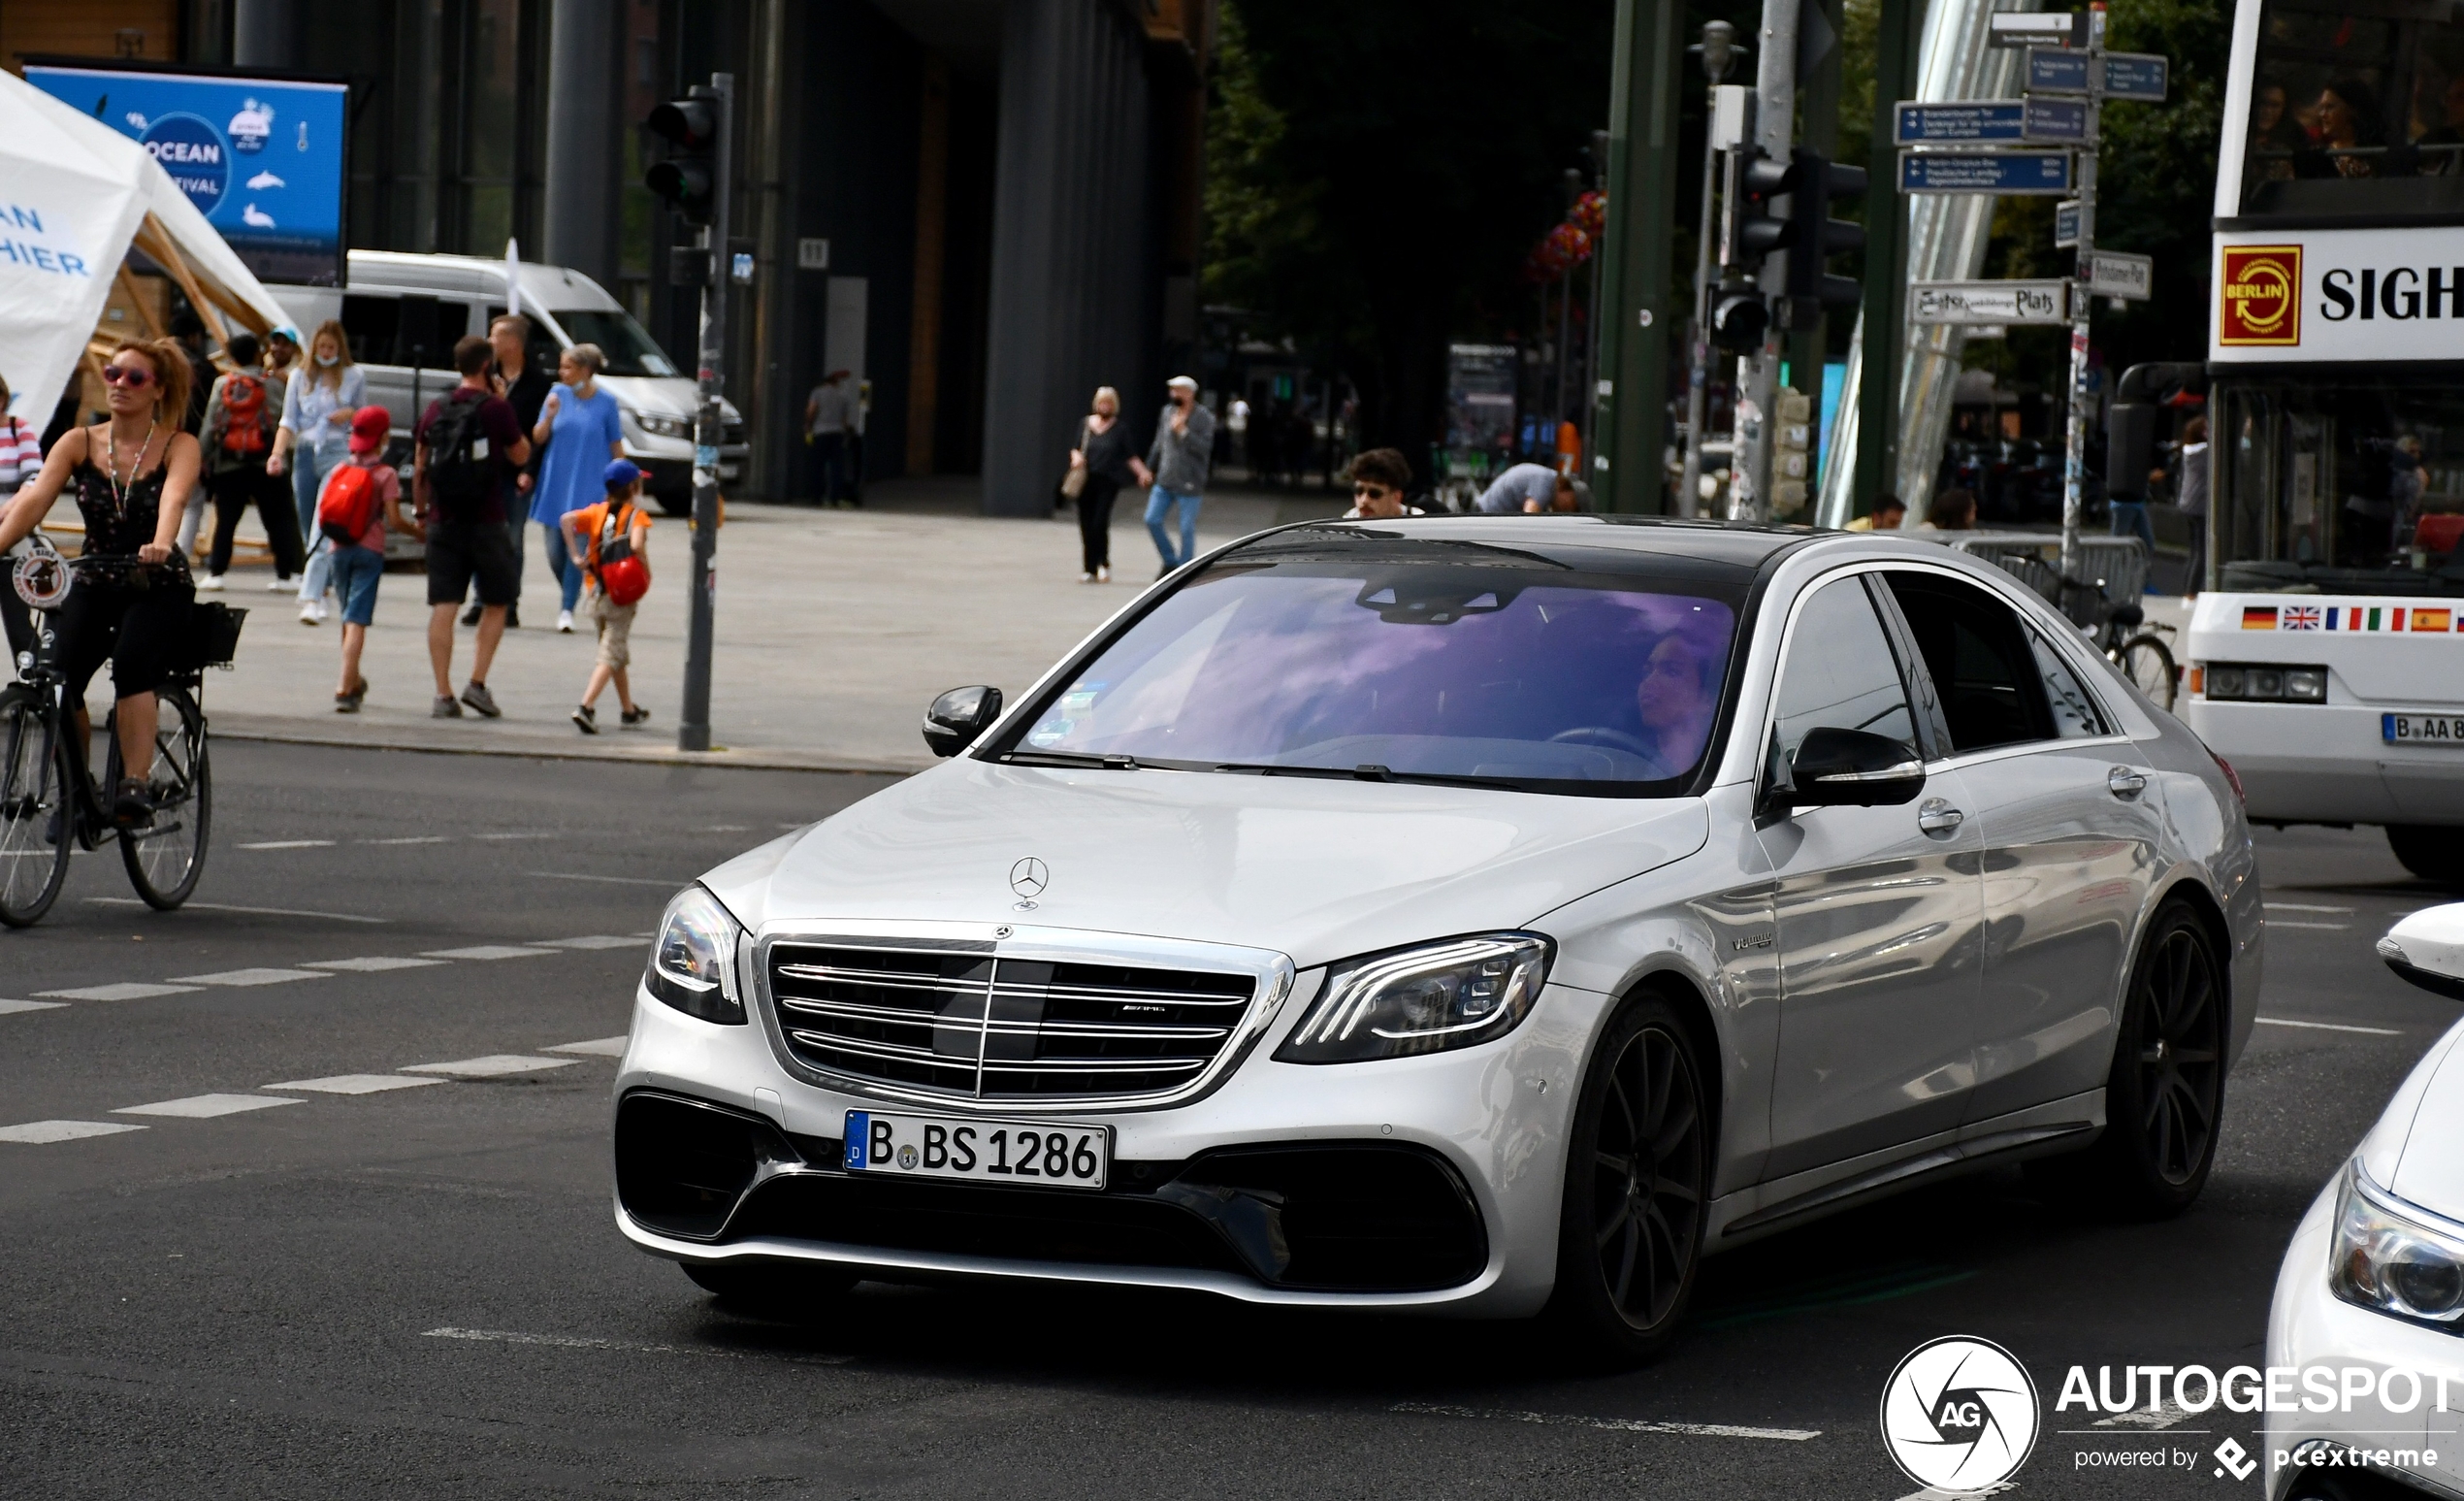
xmin=1679 ymin=23 xmax=1741 ymax=521
xmin=1728 ymin=0 xmax=1801 ymax=523
xmin=2059 ymin=15 xmax=2104 ymax=583
xmin=1594 ymin=0 xmax=1685 ymax=513
xmin=678 ymin=74 xmax=732 ymax=754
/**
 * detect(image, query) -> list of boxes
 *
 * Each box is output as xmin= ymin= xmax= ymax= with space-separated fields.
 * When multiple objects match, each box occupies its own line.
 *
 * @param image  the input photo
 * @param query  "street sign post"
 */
xmin=2055 ymin=199 xmax=2082 ymax=247
xmin=1897 ymin=149 xmax=2073 ymax=193
xmin=2085 ymin=247 xmax=2154 ymax=300
xmin=1893 ymin=98 xmax=2088 ymax=144
xmin=1910 ymin=279 xmax=2070 ymax=325
xmin=1989 ymin=11 xmax=2085 ymax=47
xmin=2027 ymin=48 xmax=2168 ymax=101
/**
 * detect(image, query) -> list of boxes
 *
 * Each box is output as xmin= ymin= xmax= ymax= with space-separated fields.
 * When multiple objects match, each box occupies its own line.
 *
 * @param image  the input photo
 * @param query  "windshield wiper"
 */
xmin=1208 ymin=761 xmax=1532 ymax=792
xmin=1000 ymin=750 xmax=1144 ymax=770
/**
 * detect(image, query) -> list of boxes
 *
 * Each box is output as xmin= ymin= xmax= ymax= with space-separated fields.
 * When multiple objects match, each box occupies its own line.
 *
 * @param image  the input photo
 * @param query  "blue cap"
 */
xmin=603 ymin=458 xmax=643 ymax=491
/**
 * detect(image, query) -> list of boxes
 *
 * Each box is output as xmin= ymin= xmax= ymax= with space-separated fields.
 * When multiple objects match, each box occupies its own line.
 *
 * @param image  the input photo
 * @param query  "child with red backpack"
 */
xmin=561 ymin=458 xmax=654 ymax=733
xmin=320 ymin=407 xmax=422 ymax=711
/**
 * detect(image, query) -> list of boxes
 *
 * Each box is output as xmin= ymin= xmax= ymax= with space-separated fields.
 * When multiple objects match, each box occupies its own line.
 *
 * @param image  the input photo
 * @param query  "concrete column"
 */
xmin=543 ymin=0 xmax=620 ymax=287
xmin=232 ymin=0 xmax=296 ymax=68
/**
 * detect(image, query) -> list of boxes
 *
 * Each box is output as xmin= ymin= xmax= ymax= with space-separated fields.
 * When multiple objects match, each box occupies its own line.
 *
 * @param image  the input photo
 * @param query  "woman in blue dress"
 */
xmin=528 ymin=343 xmax=626 ymax=632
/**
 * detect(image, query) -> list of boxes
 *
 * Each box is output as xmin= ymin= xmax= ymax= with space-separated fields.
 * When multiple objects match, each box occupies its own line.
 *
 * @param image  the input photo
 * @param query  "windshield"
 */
xmin=1005 ymin=537 xmax=1744 ymax=793
xmin=2241 ymin=0 xmax=2464 ymax=217
xmin=549 ymin=309 xmax=678 ymax=377
xmin=2215 ymin=376 xmax=2464 ymax=595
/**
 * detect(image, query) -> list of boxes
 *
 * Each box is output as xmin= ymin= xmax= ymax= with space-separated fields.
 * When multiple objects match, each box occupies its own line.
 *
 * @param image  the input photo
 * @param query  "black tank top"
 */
xmin=69 ymin=428 xmax=173 ymax=559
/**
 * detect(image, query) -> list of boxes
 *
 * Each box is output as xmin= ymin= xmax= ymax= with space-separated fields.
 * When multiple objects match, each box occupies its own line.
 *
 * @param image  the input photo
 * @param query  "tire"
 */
xmin=682 ymin=1258 xmax=858 ymax=1317
xmin=0 ymin=685 xmax=73 ymax=929
xmin=1543 ymin=994 xmax=1712 ymax=1365
xmin=2034 ymin=902 xmax=2226 ymax=1218
xmin=116 ymin=686 xmax=210 ymax=910
xmin=2387 ymin=825 xmax=2464 ymax=887
xmin=2117 ymin=635 xmax=2178 ymax=710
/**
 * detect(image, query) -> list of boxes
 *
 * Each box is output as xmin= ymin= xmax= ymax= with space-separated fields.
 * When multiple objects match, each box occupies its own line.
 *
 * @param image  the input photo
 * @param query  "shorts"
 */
xmin=53 ymin=571 xmax=197 ymax=703
xmin=592 ymin=594 xmax=636 ymax=669
xmin=329 ymin=543 xmax=384 ymax=627
xmin=426 ymin=522 xmax=518 ymax=607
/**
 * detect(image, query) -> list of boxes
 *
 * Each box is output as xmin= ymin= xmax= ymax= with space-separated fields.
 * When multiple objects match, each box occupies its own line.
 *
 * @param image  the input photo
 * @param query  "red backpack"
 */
xmin=594 ymin=502 xmax=649 ymax=605
xmin=316 ymin=462 xmax=382 ymax=547
xmin=218 ymin=374 xmax=269 ymax=458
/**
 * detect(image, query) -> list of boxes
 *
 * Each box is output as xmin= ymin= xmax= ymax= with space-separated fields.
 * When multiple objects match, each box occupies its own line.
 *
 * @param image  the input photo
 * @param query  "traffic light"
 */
xmin=1729 ymin=151 xmax=1798 ymax=269
xmin=1783 ymin=148 xmax=1866 ymax=317
xmin=644 ymin=90 xmax=722 ymax=226
xmin=1711 ymin=288 xmax=1769 ymax=354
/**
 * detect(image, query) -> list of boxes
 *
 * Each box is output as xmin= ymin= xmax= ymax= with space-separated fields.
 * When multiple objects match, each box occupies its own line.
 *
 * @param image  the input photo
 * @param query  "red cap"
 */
xmin=347 ymin=405 xmax=392 ymax=455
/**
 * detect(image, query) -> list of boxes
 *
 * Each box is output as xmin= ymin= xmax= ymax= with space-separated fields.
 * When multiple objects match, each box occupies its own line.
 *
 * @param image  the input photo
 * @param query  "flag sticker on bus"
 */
xmin=2220 ymin=245 xmax=2301 ymax=345
xmin=2242 ymin=606 xmax=2278 ymax=630
xmin=2415 ymin=608 xmax=2454 ymax=633
xmin=2281 ymin=605 xmax=2320 ymax=630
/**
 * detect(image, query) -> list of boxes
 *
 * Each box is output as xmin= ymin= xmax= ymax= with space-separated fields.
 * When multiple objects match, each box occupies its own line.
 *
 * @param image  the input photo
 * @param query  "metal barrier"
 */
xmin=1929 ymin=531 xmax=2150 ymax=626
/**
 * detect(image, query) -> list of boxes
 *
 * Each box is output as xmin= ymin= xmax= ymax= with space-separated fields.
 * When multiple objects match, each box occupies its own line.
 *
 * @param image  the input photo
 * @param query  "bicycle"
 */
xmin=0 ymin=548 xmax=243 ymax=928
xmin=2057 ymin=573 xmax=2179 ymax=710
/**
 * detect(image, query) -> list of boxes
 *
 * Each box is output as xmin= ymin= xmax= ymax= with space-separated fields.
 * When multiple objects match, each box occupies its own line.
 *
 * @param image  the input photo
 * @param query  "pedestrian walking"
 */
xmin=805 ymin=371 xmax=856 ymax=506
xmin=266 ymin=328 xmax=302 ymax=382
xmin=1066 ymin=386 xmax=1146 ymax=583
xmin=563 ymin=459 xmax=654 ymax=734
xmin=463 ymin=313 xmax=553 ymax=630
xmin=415 ymin=336 xmax=531 ymax=719
xmin=1475 ymin=461 xmax=1573 ymax=513
xmin=270 ymin=319 xmax=365 ymax=622
xmin=2177 ymin=417 xmax=2208 ymax=599
xmin=1144 ymin=375 xmax=1216 ymax=575
xmin=319 ymin=407 xmax=422 ymax=712
xmin=197 ymin=332 xmax=306 ymax=589
xmin=1843 ymin=494 xmax=1908 ymax=532
xmin=1341 ymin=449 xmax=1425 ymax=518
xmin=528 ymin=343 xmax=625 ymax=633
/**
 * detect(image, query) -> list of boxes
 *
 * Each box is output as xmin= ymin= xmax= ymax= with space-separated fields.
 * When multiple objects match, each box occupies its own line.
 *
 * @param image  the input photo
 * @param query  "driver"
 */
xmin=1634 ymin=635 xmax=1716 ymax=777
xmin=0 ymin=339 xmax=204 ymax=827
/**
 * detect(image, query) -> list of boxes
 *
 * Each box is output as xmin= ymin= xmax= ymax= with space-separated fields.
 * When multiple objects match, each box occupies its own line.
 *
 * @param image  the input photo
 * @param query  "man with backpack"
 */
xmin=561 ymin=459 xmax=654 ymax=733
xmin=414 ymin=335 xmax=530 ymax=719
xmin=199 ymin=332 xmax=306 ymax=588
xmin=320 ymin=407 xmax=422 ymax=712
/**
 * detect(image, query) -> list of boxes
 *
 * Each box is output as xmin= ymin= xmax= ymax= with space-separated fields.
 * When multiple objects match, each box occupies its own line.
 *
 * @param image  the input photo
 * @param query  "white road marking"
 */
xmin=2268 ymin=903 xmax=2354 ymax=914
xmin=1387 ymin=1401 xmax=1820 ymax=1442
xmin=0 ymin=1120 xmax=147 ymax=1144
xmin=2269 ymin=920 xmax=2351 ymax=930
xmin=362 ymin=836 xmax=449 ymax=845
xmin=166 ymin=967 xmax=332 ymax=988
xmin=472 ymin=832 xmax=556 ymax=841
xmin=2258 ymin=1016 xmax=2404 ymax=1036
xmin=529 ymin=871 xmax=687 ymax=888
xmin=265 ymin=1074 xmax=446 ymax=1094
xmin=708 ymin=825 xmax=748 ymax=832
xmin=35 ymin=982 xmax=202 ymax=1002
xmin=400 ymin=1055 xmax=578 ymax=1078
xmin=89 ymin=897 xmax=386 ymax=924
xmin=0 ymin=998 xmax=70 ymax=1016
xmin=534 ymin=935 xmax=643 ymax=950
xmin=238 ymin=839 xmax=336 ymax=850
xmin=420 ymin=945 xmax=557 ymax=961
xmin=302 ymin=956 xmax=449 ymax=972
xmin=422 ymin=1326 xmax=854 ymax=1364
xmin=547 ymin=1036 xmax=628 ymax=1057
xmin=114 ymin=1093 xmax=305 ymax=1119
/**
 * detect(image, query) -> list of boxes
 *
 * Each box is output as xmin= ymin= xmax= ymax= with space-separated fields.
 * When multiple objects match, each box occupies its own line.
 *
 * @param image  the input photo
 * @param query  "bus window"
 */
xmin=2242 ymin=0 xmax=2464 ymax=217
xmin=2214 ymin=378 xmax=2464 ymax=595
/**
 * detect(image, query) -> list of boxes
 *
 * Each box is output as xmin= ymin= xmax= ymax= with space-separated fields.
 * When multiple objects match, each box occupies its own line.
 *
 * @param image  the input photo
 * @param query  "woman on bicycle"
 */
xmin=0 ymin=338 xmax=203 ymax=826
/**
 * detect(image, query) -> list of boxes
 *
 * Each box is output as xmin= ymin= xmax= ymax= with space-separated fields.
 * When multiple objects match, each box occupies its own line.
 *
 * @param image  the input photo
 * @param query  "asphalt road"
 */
xmin=3 ymin=743 xmax=2457 ymax=1500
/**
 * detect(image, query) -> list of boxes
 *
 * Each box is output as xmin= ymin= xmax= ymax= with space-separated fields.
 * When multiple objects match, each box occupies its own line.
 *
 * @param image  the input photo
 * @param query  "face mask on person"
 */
xmin=317 ymin=353 xmax=340 ymax=368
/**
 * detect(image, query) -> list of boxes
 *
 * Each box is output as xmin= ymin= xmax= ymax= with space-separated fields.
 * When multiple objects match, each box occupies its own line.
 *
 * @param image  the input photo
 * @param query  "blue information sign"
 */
xmin=1895 ymin=98 xmax=2090 ymax=145
xmin=24 ymin=63 xmax=348 ymax=286
xmin=1897 ymin=150 xmax=2074 ymax=195
xmin=2025 ymin=97 xmax=2091 ymax=141
xmin=2027 ymin=49 xmax=2092 ymax=93
xmin=2026 ymin=48 xmax=2168 ymax=102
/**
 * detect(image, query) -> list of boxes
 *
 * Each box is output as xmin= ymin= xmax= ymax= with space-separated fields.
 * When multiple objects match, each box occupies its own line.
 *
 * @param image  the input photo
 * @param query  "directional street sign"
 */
xmin=2084 ymin=248 xmax=2154 ymax=300
xmin=1894 ymin=98 xmax=2089 ymax=145
xmin=2028 ymin=49 xmax=2092 ymax=93
xmin=2055 ymin=200 xmax=2082 ymax=248
xmin=1989 ymin=11 xmax=2085 ymax=47
xmin=1911 ymin=279 xmax=2071 ymax=325
xmin=2027 ymin=48 xmax=2169 ymax=101
xmin=1897 ymin=150 xmax=2074 ymax=194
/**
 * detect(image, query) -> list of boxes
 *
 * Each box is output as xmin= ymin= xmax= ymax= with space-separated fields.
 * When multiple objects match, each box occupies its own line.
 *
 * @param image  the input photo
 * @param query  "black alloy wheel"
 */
xmin=1548 ymin=995 xmax=1711 ymax=1364
xmin=0 ymin=685 xmax=73 ymax=929
xmin=113 ymin=686 xmax=211 ymax=910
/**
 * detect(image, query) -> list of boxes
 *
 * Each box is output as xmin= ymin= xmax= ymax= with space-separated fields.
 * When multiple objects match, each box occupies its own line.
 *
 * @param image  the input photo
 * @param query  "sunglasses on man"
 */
xmin=1351 ymin=482 xmax=1393 ymax=500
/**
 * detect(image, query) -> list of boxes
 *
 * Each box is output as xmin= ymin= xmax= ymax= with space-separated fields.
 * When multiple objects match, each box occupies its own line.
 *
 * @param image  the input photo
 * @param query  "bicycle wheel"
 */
xmin=118 ymin=684 xmax=210 ymax=910
xmin=2118 ymin=635 xmax=2179 ymax=710
xmin=0 ymin=684 xmax=73 ymax=928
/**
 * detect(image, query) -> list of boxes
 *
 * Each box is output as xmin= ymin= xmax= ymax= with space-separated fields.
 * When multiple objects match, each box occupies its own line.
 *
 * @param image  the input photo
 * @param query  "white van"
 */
xmin=270 ymin=250 xmax=744 ymax=515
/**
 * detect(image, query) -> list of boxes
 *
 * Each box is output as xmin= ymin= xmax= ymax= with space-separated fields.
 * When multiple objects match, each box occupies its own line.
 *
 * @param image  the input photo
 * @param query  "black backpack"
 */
xmin=424 ymin=390 xmax=496 ymax=519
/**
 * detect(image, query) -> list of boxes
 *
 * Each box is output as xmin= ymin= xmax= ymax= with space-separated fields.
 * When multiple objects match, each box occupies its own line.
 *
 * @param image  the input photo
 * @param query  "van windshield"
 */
xmin=550 ymin=310 xmax=678 ymax=377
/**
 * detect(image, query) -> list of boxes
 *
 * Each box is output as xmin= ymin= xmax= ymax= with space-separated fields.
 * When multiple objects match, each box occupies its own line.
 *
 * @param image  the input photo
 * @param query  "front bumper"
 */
xmin=2265 ymin=1182 xmax=2464 ymax=1500
xmin=612 ymin=970 xmax=1608 ymax=1316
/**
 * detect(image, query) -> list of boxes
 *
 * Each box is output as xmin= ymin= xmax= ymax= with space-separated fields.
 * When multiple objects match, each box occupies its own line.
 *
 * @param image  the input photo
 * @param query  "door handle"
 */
xmin=1917 ymin=799 xmax=1964 ymax=834
xmin=2107 ymin=767 xmax=2149 ymax=799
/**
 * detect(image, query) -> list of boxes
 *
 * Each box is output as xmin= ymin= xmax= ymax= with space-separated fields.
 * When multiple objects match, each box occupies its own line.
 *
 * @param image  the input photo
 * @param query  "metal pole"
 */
xmin=1679 ymin=22 xmax=1739 ymax=521
xmin=1729 ymin=0 xmax=1801 ymax=522
xmin=2060 ymin=12 xmax=2103 ymax=581
xmin=1593 ymin=0 xmax=1685 ymax=512
xmin=678 ymin=72 xmax=733 ymax=754
xmin=1584 ymin=129 xmax=1609 ymax=475
xmin=1851 ymin=0 xmax=1922 ymax=519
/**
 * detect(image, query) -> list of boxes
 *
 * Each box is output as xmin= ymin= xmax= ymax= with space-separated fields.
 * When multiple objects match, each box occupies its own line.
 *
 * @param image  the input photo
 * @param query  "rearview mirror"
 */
xmin=922 ymin=685 xmax=1003 ymax=758
xmin=1785 ymin=727 xmax=1926 ymax=807
xmin=2380 ymin=906 xmax=2464 ymax=1001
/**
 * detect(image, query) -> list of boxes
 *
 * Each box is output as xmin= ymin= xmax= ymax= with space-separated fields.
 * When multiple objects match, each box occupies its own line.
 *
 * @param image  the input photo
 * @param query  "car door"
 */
xmin=1879 ymin=569 xmax=2166 ymax=1125
xmin=1756 ymin=572 xmax=1988 ymax=1181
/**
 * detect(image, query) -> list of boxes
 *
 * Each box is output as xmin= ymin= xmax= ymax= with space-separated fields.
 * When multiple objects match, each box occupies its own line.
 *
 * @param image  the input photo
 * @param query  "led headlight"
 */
xmin=2331 ymin=1159 xmax=2464 ymax=1332
xmin=1275 ymin=933 xmax=1551 ymax=1064
xmin=645 ymin=886 xmax=746 ymax=1025
xmin=637 ymin=411 xmax=692 ymax=439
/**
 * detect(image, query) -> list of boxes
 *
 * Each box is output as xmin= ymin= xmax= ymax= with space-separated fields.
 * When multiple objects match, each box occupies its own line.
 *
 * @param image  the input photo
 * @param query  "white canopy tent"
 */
xmin=0 ymin=67 xmax=293 ymax=427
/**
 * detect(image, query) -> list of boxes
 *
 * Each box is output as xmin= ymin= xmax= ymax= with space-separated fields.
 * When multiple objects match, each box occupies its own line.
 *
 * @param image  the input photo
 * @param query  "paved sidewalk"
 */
xmin=187 ymin=479 xmax=1343 ymax=772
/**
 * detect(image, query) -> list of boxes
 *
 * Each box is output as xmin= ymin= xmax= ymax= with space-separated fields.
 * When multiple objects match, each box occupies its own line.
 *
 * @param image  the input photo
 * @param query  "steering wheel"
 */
xmin=1547 ymin=726 xmax=1658 ymax=760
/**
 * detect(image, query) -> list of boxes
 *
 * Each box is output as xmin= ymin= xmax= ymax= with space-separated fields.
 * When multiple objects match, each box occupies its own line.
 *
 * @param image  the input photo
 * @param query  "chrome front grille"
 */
xmin=766 ymin=939 xmax=1258 ymax=1102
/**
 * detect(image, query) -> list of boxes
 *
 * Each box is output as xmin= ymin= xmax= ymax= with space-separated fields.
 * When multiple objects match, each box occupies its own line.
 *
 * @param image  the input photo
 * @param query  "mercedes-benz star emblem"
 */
xmin=1009 ymin=857 xmax=1049 ymax=904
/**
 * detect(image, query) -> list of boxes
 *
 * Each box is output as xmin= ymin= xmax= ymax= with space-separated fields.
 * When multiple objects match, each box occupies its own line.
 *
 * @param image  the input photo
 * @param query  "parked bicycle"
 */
xmin=0 ymin=546 xmax=243 ymax=928
xmin=2059 ymin=573 xmax=2179 ymax=710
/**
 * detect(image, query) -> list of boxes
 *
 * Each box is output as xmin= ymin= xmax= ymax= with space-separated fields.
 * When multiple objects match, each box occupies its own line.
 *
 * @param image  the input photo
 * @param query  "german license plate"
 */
xmin=2383 ymin=713 xmax=2464 ymax=745
xmin=842 ymin=1110 xmax=1110 ymax=1190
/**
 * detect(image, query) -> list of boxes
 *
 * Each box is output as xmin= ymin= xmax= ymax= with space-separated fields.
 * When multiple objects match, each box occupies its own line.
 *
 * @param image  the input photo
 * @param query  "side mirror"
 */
xmin=922 ymin=685 xmax=1003 ymax=759
xmin=2380 ymin=906 xmax=2464 ymax=1002
xmin=1785 ymin=726 xmax=1927 ymax=807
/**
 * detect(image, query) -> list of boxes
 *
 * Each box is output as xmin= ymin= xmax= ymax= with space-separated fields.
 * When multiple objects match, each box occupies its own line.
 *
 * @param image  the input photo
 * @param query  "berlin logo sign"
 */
xmin=2220 ymin=245 xmax=2301 ymax=346
xmin=1879 ymin=1335 xmax=2041 ymax=1492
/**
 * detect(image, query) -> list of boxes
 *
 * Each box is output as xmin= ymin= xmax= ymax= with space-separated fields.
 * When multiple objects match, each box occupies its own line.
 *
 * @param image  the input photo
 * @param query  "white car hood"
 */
xmin=2374 ymin=1016 xmax=2464 ymax=1218
xmin=704 ymin=760 xmax=1710 ymax=970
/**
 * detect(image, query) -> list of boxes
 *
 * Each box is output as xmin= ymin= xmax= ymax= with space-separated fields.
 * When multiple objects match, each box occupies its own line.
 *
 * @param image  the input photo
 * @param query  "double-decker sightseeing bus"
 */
xmin=2190 ymin=0 xmax=2464 ymax=882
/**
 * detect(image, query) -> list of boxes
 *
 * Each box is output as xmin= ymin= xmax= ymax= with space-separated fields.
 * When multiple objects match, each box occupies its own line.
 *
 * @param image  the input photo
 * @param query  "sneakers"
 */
xmin=299 ymin=600 xmax=325 ymax=626
xmin=269 ymin=574 xmax=293 ymax=593
xmin=620 ymin=705 xmax=651 ymax=729
xmin=432 ymin=694 xmax=463 ymax=719
xmin=112 ymin=777 xmax=153 ymax=830
xmin=557 ymin=609 xmax=575 ymax=633
xmin=1096 ymin=566 xmax=1111 ymax=583
xmin=572 ymin=703 xmax=599 ymax=734
xmin=197 ymin=572 xmax=227 ymax=593
xmin=1078 ymin=571 xmax=1095 ymax=584
xmin=336 ymin=678 xmax=368 ymax=714
xmin=459 ymin=681 xmax=502 ymax=718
